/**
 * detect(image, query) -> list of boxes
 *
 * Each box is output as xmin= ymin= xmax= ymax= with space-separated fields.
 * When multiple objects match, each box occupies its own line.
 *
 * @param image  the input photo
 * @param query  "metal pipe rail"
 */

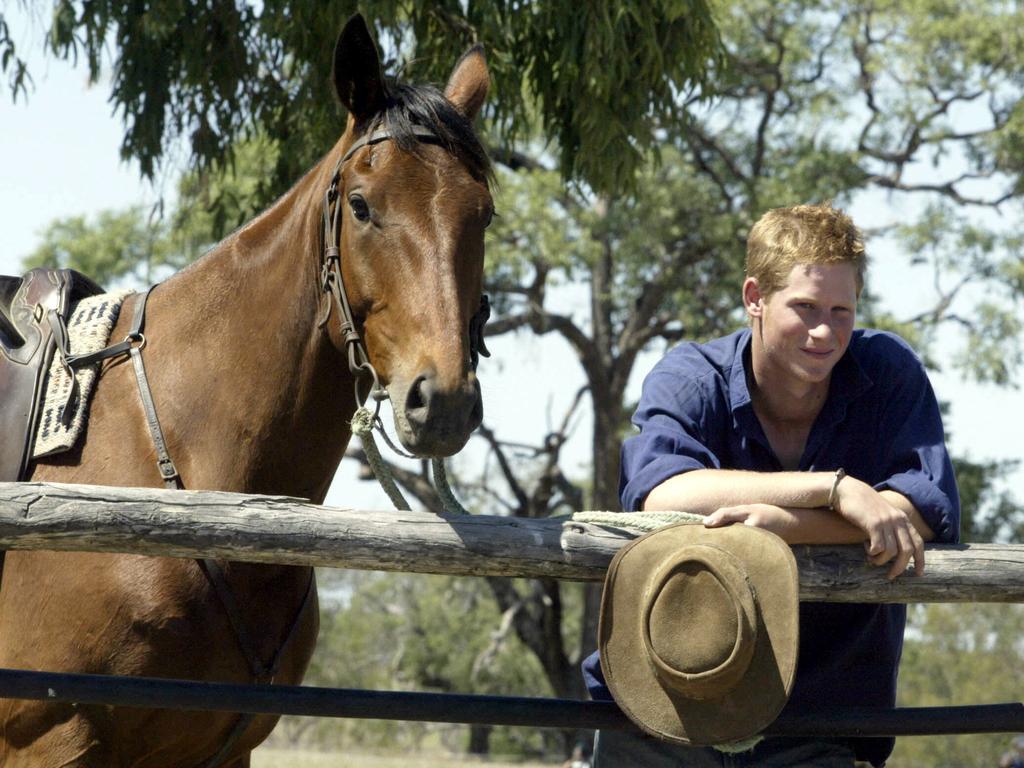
xmin=0 ymin=668 xmax=1020 ymax=737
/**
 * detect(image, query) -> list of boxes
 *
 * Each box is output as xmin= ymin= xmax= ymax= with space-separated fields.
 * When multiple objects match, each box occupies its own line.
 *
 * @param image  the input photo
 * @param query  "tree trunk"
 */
xmin=579 ymin=383 xmax=626 ymax=660
xmin=467 ymin=724 xmax=491 ymax=755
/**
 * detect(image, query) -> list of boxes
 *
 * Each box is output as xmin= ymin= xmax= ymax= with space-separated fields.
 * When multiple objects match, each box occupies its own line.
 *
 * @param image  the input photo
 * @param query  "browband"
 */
xmin=340 ymin=124 xmax=442 ymax=164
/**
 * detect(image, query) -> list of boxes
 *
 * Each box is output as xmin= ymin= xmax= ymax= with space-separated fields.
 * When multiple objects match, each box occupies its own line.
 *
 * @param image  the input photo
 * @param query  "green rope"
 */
xmin=350 ymin=407 xmax=411 ymax=511
xmin=351 ymin=406 xmax=470 ymax=517
xmin=571 ymin=509 xmax=703 ymax=530
xmin=431 ymin=458 xmax=469 ymax=515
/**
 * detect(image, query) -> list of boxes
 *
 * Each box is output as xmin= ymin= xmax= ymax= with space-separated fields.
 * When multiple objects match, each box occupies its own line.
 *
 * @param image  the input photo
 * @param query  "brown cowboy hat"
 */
xmin=598 ymin=522 xmax=799 ymax=746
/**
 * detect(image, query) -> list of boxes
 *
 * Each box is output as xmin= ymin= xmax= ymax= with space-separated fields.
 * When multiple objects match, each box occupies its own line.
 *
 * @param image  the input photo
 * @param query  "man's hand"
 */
xmin=833 ymin=475 xmax=926 ymax=580
xmin=703 ymin=504 xmax=796 ymax=539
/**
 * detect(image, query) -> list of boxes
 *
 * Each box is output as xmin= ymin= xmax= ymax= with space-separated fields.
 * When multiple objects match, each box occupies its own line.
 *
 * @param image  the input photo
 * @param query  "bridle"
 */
xmin=317 ymin=123 xmax=491 ymax=421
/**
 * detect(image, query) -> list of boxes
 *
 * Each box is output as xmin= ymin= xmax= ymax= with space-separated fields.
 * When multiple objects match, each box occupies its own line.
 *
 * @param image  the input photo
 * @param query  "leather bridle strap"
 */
xmin=340 ymin=124 xmax=442 ymax=164
xmin=319 ymin=124 xmax=443 ymax=408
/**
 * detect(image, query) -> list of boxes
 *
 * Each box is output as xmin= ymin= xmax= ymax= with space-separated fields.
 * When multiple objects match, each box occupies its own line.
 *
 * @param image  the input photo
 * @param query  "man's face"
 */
xmin=746 ymin=262 xmax=858 ymax=386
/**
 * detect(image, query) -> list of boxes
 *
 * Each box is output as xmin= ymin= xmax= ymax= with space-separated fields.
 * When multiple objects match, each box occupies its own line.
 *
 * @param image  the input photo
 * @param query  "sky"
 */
xmin=1 ymin=11 xmax=1020 ymax=516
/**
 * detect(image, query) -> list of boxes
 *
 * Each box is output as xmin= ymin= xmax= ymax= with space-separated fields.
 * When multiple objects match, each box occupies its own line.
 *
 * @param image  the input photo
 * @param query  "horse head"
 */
xmin=327 ymin=15 xmax=493 ymax=458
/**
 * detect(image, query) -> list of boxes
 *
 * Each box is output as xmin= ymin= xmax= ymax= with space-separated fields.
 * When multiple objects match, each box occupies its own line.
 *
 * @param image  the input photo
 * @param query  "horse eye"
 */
xmin=484 ymin=207 xmax=497 ymax=229
xmin=349 ymin=195 xmax=371 ymax=222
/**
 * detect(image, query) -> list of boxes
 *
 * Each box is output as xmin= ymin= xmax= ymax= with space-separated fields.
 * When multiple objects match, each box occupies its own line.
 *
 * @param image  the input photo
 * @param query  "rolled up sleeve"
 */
xmin=619 ymin=368 xmax=723 ymax=512
xmin=872 ymin=342 xmax=960 ymax=543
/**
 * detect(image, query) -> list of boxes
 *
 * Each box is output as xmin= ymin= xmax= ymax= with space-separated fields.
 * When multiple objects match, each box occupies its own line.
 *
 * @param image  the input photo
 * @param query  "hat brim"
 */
xmin=598 ymin=523 xmax=799 ymax=746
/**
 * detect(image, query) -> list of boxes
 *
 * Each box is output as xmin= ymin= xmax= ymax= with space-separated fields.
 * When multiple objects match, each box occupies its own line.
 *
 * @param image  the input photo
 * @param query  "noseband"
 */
xmin=318 ymin=124 xmax=491 ymax=413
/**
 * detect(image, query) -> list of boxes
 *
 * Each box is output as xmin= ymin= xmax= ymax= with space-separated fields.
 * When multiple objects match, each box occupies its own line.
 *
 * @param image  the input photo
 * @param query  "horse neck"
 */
xmin=150 ymin=151 xmax=358 ymax=501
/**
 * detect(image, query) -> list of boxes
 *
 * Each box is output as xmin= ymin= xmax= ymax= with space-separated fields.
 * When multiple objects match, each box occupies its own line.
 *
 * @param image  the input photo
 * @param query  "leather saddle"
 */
xmin=0 ymin=268 xmax=104 ymax=482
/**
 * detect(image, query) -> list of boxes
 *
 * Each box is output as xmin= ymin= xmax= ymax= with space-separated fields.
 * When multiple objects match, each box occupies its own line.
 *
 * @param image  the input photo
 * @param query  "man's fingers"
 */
xmin=703 ymin=509 xmax=730 ymax=527
xmin=865 ymin=526 xmax=894 ymax=563
xmin=887 ymin=526 xmax=915 ymax=580
xmin=912 ymin=528 xmax=926 ymax=576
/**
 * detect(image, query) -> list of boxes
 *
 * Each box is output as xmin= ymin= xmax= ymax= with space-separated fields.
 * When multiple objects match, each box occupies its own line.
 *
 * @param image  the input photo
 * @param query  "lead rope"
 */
xmin=349 ymin=405 xmax=469 ymax=516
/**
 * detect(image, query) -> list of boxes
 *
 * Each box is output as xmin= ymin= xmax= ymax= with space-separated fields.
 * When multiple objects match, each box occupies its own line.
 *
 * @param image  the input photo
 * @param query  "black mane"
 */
xmin=373 ymin=81 xmax=493 ymax=184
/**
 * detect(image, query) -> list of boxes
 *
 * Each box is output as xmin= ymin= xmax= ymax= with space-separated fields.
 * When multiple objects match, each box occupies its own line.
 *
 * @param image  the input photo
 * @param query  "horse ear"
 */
xmin=333 ymin=14 xmax=387 ymax=124
xmin=444 ymin=45 xmax=489 ymax=121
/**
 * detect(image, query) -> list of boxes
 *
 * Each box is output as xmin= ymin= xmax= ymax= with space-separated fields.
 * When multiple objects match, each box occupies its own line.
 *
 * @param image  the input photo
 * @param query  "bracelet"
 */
xmin=827 ymin=468 xmax=846 ymax=511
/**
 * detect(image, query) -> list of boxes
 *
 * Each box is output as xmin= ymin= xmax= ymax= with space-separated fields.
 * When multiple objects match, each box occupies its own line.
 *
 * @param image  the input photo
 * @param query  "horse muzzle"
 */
xmin=390 ymin=371 xmax=483 ymax=457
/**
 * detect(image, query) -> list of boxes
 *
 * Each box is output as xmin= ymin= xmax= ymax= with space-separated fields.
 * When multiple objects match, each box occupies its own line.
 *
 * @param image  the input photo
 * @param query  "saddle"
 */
xmin=0 ymin=268 xmax=104 ymax=482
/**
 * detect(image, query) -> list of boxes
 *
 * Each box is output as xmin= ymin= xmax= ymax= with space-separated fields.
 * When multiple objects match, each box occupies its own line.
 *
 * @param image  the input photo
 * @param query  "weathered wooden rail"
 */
xmin=2 ymin=481 xmax=1022 ymax=603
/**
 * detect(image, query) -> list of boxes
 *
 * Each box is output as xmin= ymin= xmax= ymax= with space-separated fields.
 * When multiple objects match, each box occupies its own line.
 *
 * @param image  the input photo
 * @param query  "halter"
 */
xmin=318 ymin=124 xmax=490 ymax=516
xmin=318 ymin=123 xmax=490 ymax=418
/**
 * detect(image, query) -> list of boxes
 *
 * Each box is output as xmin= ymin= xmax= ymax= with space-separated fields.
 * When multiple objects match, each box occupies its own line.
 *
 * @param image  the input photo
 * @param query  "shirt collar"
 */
xmin=728 ymin=327 xmax=874 ymax=423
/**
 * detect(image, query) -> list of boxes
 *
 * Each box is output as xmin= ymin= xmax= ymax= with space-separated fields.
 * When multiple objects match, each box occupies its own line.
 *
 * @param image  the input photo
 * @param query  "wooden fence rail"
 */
xmin=2 ymin=481 xmax=1023 ymax=603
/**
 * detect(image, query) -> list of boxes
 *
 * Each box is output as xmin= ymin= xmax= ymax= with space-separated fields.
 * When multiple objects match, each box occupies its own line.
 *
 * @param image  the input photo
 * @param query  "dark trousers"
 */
xmin=594 ymin=730 xmax=859 ymax=768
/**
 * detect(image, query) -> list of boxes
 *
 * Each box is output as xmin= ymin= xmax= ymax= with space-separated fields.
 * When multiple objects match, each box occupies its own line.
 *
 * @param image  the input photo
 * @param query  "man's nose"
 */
xmin=808 ymin=319 xmax=834 ymax=339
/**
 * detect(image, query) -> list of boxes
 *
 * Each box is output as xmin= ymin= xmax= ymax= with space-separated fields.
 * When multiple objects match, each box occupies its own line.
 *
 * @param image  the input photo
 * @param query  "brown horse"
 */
xmin=0 ymin=15 xmax=492 ymax=768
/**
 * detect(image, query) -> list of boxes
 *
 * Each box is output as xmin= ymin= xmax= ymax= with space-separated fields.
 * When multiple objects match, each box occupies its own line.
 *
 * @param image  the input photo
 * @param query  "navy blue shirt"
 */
xmin=583 ymin=327 xmax=960 ymax=766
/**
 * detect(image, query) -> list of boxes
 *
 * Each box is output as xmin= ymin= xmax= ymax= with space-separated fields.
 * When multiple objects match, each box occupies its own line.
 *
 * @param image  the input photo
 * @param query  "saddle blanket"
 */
xmin=32 ymin=289 xmax=134 ymax=459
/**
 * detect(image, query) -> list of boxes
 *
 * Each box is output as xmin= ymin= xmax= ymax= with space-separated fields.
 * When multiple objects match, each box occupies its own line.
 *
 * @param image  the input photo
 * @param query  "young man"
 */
xmin=584 ymin=203 xmax=960 ymax=767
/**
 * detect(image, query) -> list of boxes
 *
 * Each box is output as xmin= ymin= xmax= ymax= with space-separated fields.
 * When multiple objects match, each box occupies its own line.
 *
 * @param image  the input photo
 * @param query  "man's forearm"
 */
xmin=643 ymin=468 xmax=837 ymax=515
xmin=703 ymin=503 xmax=866 ymax=544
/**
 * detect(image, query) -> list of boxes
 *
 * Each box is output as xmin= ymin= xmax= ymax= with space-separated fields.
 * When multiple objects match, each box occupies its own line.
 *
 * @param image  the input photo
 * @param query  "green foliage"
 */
xmin=894 ymin=602 xmax=1024 ymax=768
xmin=10 ymin=1 xmax=724 ymax=195
xmin=0 ymin=9 xmax=31 ymax=101
xmin=20 ymin=135 xmax=283 ymax=282
xmin=297 ymin=570 xmax=560 ymax=757
xmin=954 ymin=455 xmax=1024 ymax=543
xmin=23 ymin=208 xmax=170 ymax=286
xmin=170 ymin=134 xmax=283 ymax=252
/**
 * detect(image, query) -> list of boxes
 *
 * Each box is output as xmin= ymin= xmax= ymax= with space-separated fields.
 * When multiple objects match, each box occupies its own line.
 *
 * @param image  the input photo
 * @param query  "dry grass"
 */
xmin=251 ymin=747 xmax=554 ymax=768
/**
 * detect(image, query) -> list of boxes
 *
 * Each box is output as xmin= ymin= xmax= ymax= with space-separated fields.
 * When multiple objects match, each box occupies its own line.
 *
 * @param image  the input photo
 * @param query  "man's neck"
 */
xmin=748 ymin=343 xmax=831 ymax=427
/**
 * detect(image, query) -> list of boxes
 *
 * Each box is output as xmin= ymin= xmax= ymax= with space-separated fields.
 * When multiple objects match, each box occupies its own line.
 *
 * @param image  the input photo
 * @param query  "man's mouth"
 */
xmin=801 ymin=348 xmax=834 ymax=358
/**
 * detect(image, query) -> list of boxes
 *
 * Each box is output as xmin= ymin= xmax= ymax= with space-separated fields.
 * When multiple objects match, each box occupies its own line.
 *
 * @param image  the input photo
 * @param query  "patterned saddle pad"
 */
xmin=32 ymin=289 xmax=134 ymax=458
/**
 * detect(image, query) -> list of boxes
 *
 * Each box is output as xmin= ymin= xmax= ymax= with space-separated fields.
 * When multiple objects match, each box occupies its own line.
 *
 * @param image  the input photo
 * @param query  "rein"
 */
xmin=318 ymin=124 xmax=488 ymax=517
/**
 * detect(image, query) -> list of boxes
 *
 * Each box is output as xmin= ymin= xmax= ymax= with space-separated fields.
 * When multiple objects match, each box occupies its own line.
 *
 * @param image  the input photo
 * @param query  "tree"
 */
xmin=369 ymin=4 xmax=1024 ymax=753
xmin=1 ymin=0 xmax=722 ymax=195
xmin=22 ymin=135 xmax=281 ymax=281
xmin=894 ymin=601 xmax=1024 ymax=768
xmin=12 ymin=0 xmax=1024 ymax=760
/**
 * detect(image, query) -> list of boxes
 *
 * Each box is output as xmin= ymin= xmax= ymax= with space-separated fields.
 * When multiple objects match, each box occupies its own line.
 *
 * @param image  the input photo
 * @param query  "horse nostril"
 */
xmin=406 ymin=375 xmax=430 ymax=413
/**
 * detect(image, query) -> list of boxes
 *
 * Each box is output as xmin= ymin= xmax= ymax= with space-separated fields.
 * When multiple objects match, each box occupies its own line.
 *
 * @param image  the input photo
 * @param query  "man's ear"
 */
xmin=742 ymin=277 xmax=764 ymax=319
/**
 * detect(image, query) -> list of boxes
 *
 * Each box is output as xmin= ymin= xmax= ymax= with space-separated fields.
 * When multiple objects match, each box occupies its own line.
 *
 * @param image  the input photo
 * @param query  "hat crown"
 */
xmin=641 ymin=545 xmax=757 ymax=700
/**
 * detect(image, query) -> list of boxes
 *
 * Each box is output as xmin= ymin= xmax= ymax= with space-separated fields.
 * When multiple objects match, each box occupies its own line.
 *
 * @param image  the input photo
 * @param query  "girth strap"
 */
xmin=195 ymin=561 xmax=316 ymax=768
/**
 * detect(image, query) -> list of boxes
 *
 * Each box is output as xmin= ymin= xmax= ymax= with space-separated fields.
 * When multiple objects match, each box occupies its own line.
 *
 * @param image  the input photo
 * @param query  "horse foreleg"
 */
xmin=0 ymin=702 xmax=112 ymax=768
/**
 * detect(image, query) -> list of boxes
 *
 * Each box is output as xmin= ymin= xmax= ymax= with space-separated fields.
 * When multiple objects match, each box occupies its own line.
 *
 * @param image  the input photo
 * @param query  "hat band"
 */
xmin=641 ymin=545 xmax=758 ymax=700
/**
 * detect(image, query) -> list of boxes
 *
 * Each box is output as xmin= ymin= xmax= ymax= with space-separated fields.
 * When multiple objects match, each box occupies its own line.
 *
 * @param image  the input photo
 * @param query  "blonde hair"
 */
xmin=746 ymin=203 xmax=866 ymax=298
